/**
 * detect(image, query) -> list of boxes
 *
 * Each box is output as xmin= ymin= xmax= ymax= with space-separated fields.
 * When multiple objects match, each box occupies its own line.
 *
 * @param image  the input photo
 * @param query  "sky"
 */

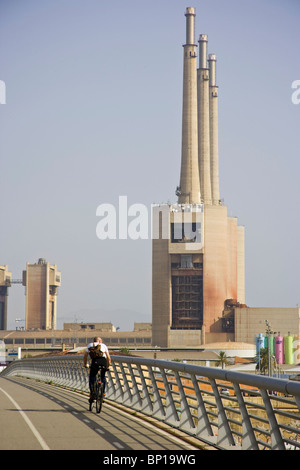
xmin=0 ymin=0 xmax=299 ymax=331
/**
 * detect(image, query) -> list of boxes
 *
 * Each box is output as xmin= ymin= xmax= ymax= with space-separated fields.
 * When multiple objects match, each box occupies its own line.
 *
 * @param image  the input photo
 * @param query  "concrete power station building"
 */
xmin=0 ymin=266 xmax=12 ymax=330
xmin=152 ymin=7 xmax=300 ymax=350
xmin=22 ymin=258 xmax=61 ymax=330
xmin=0 ymin=8 xmax=299 ymax=360
xmin=152 ymin=7 xmax=246 ymax=348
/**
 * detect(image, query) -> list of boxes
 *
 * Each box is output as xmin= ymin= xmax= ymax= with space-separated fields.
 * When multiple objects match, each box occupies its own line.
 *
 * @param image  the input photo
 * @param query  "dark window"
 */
xmin=25 ymin=338 xmax=34 ymax=344
xmin=171 ymin=275 xmax=203 ymax=329
xmin=171 ymin=222 xmax=201 ymax=244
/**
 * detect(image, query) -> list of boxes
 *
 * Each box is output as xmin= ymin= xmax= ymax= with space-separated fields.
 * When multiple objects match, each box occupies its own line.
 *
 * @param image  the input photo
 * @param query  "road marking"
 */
xmin=0 ymin=386 xmax=50 ymax=450
xmin=113 ymin=441 xmax=125 ymax=449
xmin=105 ymin=402 xmax=198 ymax=450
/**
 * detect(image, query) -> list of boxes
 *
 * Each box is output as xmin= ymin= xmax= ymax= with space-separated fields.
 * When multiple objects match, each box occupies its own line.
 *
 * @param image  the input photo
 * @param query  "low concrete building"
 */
xmin=235 ymin=307 xmax=300 ymax=344
xmin=0 ymin=266 xmax=12 ymax=330
xmin=23 ymin=258 xmax=61 ymax=330
xmin=0 ymin=322 xmax=152 ymax=355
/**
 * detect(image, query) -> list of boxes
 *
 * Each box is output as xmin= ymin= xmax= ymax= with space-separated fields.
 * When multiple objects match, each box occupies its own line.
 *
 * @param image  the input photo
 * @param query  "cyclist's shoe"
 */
xmin=89 ymin=393 xmax=96 ymax=403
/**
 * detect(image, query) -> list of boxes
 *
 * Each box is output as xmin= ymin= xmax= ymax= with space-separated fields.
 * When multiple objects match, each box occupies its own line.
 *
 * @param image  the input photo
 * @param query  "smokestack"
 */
xmin=177 ymin=7 xmax=201 ymax=204
xmin=197 ymin=34 xmax=212 ymax=204
xmin=208 ymin=53 xmax=220 ymax=204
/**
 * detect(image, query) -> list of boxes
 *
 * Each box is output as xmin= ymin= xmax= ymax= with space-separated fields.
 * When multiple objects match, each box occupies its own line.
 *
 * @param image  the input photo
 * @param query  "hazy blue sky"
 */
xmin=0 ymin=0 xmax=299 ymax=331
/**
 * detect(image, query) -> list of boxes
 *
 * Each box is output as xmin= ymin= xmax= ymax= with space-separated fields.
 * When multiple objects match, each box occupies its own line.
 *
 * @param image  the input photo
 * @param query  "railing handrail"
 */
xmin=2 ymin=354 xmax=300 ymax=450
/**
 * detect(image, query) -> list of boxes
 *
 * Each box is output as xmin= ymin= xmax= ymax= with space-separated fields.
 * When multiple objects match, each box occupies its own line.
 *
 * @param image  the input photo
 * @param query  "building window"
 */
xmin=25 ymin=338 xmax=34 ymax=344
xmin=15 ymin=338 xmax=24 ymax=344
xmin=171 ymin=275 xmax=203 ymax=329
xmin=36 ymin=338 xmax=45 ymax=344
xmin=171 ymin=222 xmax=201 ymax=244
xmin=4 ymin=338 xmax=13 ymax=344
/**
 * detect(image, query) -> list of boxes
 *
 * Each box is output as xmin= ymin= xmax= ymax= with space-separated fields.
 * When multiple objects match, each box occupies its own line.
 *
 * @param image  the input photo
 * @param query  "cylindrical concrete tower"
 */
xmin=208 ymin=53 xmax=220 ymax=204
xmin=178 ymin=7 xmax=201 ymax=204
xmin=197 ymin=34 xmax=212 ymax=204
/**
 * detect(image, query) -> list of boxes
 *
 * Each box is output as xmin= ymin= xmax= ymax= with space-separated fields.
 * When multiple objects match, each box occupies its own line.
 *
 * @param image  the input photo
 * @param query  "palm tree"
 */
xmin=216 ymin=351 xmax=230 ymax=369
xmin=255 ymin=347 xmax=269 ymax=374
xmin=256 ymin=347 xmax=276 ymax=375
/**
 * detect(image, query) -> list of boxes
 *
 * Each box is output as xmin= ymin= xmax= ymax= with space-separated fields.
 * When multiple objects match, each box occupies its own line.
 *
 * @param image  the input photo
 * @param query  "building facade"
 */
xmin=23 ymin=258 xmax=61 ymax=330
xmin=0 ymin=266 xmax=12 ymax=330
xmin=152 ymin=8 xmax=245 ymax=347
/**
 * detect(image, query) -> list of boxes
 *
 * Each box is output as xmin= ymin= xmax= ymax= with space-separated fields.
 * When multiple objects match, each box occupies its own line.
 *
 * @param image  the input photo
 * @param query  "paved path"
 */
xmin=0 ymin=377 xmax=199 ymax=451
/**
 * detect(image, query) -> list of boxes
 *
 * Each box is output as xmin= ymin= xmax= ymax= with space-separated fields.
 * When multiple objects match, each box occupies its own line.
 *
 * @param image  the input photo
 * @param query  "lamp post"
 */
xmin=265 ymin=320 xmax=276 ymax=377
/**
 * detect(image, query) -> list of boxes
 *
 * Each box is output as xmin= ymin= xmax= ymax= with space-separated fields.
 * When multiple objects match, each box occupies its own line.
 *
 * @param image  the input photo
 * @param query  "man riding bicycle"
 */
xmin=83 ymin=336 xmax=111 ymax=404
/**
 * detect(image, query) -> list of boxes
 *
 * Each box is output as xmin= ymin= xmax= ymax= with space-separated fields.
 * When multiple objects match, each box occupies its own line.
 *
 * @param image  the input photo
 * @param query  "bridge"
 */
xmin=1 ymin=355 xmax=300 ymax=451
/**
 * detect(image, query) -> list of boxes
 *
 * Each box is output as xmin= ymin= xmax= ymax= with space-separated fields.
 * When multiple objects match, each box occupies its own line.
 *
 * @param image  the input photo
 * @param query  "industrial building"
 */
xmin=152 ymin=8 xmax=245 ymax=348
xmin=0 ymin=322 xmax=152 ymax=356
xmin=0 ymin=266 xmax=12 ymax=330
xmin=151 ymin=8 xmax=299 ymax=350
xmin=22 ymin=258 xmax=61 ymax=330
xmin=0 ymin=259 xmax=61 ymax=332
xmin=0 ymin=8 xmax=299 ymax=365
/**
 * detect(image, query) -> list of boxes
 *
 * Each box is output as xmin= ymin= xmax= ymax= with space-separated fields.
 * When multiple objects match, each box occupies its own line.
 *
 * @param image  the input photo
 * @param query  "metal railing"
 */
xmin=1 ymin=355 xmax=300 ymax=450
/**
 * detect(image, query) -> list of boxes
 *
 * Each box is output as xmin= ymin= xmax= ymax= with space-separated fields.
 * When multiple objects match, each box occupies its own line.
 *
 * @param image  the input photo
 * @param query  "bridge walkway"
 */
xmin=0 ymin=376 xmax=202 ymax=452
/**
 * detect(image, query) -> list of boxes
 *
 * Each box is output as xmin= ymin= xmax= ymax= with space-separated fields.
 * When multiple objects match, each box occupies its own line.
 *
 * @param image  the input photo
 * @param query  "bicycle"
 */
xmin=89 ymin=366 xmax=105 ymax=413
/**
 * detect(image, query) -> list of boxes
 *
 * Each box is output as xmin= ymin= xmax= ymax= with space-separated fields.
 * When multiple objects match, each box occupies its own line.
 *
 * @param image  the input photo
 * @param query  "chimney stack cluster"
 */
xmin=178 ymin=7 xmax=220 ymax=206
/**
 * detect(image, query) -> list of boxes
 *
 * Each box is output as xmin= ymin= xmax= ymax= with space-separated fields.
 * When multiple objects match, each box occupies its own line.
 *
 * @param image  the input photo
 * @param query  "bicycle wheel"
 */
xmin=96 ymin=380 xmax=104 ymax=413
xmin=89 ymin=381 xmax=97 ymax=411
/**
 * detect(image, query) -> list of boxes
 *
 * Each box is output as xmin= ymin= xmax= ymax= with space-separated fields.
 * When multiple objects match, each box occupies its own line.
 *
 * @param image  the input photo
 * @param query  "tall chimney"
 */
xmin=208 ymin=53 xmax=220 ymax=204
xmin=197 ymin=34 xmax=212 ymax=204
xmin=177 ymin=7 xmax=201 ymax=204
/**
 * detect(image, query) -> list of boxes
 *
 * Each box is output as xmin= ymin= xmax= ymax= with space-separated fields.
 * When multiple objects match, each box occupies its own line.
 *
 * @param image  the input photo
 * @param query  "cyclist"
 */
xmin=83 ymin=336 xmax=111 ymax=404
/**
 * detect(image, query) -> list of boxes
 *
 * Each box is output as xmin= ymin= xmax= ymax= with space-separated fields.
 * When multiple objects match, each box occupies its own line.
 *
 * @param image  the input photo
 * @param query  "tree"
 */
xmin=216 ymin=351 xmax=230 ymax=369
xmin=255 ymin=347 xmax=276 ymax=375
xmin=255 ymin=347 xmax=269 ymax=375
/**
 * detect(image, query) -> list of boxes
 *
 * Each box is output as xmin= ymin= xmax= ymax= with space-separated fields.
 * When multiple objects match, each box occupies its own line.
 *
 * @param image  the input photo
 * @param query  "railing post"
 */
xmin=173 ymin=370 xmax=195 ymax=432
xmin=119 ymin=362 xmax=132 ymax=406
xmin=136 ymin=364 xmax=153 ymax=414
xmin=233 ymin=383 xmax=259 ymax=450
xmin=159 ymin=368 xmax=180 ymax=427
xmin=209 ymin=378 xmax=236 ymax=448
xmin=110 ymin=362 xmax=124 ymax=403
xmin=127 ymin=363 xmax=142 ymax=410
xmin=147 ymin=365 xmax=165 ymax=420
xmin=260 ymin=389 xmax=285 ymax=450
xmin=191 ymin=373 xmax=215 ymax=442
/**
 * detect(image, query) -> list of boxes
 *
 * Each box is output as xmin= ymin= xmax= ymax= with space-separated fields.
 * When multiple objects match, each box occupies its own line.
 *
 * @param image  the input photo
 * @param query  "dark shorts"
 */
xmin=89 ymin=357 xmax=108 ymax=395
xmin=90 ymin=356 xmax=107 ymax=376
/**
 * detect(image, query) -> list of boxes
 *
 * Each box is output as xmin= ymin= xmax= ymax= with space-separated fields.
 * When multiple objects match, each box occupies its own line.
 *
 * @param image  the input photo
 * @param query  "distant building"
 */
xmin=152 ymin=9 xmax=244 ymax=348
xmin=151 ymin=8 xmax=299 ymax=350
xmin=0 ymin=266 xmax=12 ymax=330
xmin=0 ymin=322 xmax=152 ymax=354
xmin=23 ymin=258 xmax=61 ymax=330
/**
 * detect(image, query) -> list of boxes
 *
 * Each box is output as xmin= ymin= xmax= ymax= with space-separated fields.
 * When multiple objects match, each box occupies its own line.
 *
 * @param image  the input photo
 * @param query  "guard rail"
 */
xmin=1 ymin=355 xmax=300 ymax=450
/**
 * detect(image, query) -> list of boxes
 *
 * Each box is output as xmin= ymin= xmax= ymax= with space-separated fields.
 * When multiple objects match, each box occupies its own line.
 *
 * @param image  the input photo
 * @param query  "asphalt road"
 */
xmin=0 ymin=376 xmax=199 ymax=452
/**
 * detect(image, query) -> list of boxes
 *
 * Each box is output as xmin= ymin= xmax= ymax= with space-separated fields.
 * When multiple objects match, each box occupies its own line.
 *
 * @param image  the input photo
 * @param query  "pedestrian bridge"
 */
xmin=1 ymin=354 xmax=300 ymax=450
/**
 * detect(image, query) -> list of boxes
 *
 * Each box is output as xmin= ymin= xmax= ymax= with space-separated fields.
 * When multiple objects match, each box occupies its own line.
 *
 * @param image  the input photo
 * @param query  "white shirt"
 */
xmin=86 ymin=341 xmax=108 ymax=358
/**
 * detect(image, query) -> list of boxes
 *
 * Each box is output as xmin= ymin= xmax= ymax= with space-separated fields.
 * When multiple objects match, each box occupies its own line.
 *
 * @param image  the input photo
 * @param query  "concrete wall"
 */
xmin=23 ymin=260 xmax=61 ymax=330
xmin=235 ymin=307 xmax=300 ymax=344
